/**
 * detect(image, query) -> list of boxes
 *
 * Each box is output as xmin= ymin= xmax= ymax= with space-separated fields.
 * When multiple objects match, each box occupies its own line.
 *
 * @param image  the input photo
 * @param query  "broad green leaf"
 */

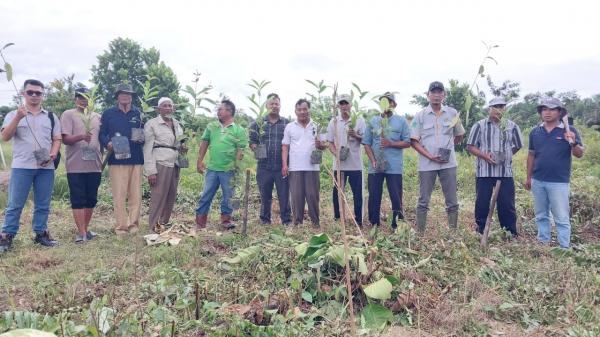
xmin=303 ymin=233 xmax=330 ymax=258
xmin=294 ymin=242 xmax=308 ymax=256
xmin=0 ymin=329 xmax=56 ymax=337
xmin=360 ymin=304 xmax=393 ymax=330
xmin=326 ymin=245 xmax=345 ymax=266
xmin=301 ymin=291 xmax=313 ymax=303
xmin=385 ymin=275 xmax=400 ymax=286
xmin=363 ymin=278 xmax=393 ymax=300
xmin=4 ymin=62 xmax=13 ymax=82
xmin=98 ymin=307 xmax=114 ymax=334
xmin=221 ymin=245 xmax=261 ymax=264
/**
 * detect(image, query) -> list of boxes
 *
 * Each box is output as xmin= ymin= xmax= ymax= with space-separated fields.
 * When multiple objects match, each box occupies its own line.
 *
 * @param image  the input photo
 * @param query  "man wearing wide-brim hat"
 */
xmin=99 ymin=83 xmax=145 ymax=235
xmin=467 ymin=96 xmax=524 ymax=237
xmin=525 ymin=97 xmax=584 ymax=248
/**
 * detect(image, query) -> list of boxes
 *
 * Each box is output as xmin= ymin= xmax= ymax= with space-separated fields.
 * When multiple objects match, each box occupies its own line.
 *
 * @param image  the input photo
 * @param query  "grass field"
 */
xmin=0 ymin=126 xmax=598 ymax=337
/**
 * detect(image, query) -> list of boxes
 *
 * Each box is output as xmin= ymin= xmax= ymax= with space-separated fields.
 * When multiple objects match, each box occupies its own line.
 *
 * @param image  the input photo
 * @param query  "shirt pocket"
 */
xmin=421 ymin=123 xmax=435 ymax=138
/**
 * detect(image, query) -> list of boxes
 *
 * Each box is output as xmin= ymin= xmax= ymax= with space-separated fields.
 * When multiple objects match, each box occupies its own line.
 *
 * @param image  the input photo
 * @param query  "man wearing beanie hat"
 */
xmin=60 ymin=87 xmax=103 ymax=243
xmin=411 ymin=81 xmax=465 ymax=234
xmin=525 ymin=97 xmax=584 ymax=248
xmin=467 ymin=97 xmax=523 ymax=237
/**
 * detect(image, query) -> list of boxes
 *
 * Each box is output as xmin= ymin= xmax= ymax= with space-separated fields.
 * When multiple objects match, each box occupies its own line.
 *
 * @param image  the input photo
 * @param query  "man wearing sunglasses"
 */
xmin=0 ymin=79 xmax=62 ymax=252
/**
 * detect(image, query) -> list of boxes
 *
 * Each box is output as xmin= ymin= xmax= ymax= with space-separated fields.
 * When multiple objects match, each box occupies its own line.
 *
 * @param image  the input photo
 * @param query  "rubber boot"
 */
xmin=195 ymin=214 xmax=208 ymax=230
xmin=220 ymin=214 xmax=236 ymax=230
xmin=448 ymin=211 xmax=459 ymax=229
xmin=416 ymin=210 xmax=427 ymax=234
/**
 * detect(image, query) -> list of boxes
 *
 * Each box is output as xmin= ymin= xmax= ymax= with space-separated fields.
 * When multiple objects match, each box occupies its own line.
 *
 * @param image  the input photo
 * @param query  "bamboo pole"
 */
xmin=332 ymin=84 xmax=357 ymax=337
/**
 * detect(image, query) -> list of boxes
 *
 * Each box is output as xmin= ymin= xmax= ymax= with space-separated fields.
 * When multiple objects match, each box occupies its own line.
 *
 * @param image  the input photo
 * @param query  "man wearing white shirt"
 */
xmin=281 ymin=99 xmax=327 ymax=227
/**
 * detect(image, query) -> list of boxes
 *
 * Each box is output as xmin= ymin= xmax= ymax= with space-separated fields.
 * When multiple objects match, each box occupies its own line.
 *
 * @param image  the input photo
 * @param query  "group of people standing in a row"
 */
xmin=0 ymin=79 xmax=584 ymax=253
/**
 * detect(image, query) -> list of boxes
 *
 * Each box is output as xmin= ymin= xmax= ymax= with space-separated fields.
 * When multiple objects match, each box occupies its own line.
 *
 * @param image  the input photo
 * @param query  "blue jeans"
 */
xmin=196 ymin=170 xmax=234 ymax=216
xmin=2 ymin=168 xmax=55 ymax=235
xmin=531 ymin=179 xmax=571 ymax=248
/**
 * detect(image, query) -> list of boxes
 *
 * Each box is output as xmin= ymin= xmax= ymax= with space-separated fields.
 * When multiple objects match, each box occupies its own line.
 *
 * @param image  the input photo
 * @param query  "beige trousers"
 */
xmin=109 ymin=165 xmax=142 ymax=232
xmin=148 ymin=164 xmax=180 ymax=229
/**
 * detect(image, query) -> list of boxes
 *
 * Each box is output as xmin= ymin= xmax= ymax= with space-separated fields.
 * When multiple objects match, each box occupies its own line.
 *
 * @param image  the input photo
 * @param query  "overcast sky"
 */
xmin=1 ymin=0 xmax=599 ymax=118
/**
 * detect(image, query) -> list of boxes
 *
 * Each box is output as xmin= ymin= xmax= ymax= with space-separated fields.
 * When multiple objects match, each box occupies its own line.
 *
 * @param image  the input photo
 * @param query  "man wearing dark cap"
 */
xmin=411 ymin=82 xmax=465 ymax=234
xmin=467 ymin=97 xmax=523 ymax=236
xmin=525 ymin=97 xmax=584 ymax=248
xmin=61 ymin=87 xmax=103 ymax=243
xmin=99 ymin=83 xmax=145 ymax=235
xmin=362 ymin=92 xmax=411 ymax=228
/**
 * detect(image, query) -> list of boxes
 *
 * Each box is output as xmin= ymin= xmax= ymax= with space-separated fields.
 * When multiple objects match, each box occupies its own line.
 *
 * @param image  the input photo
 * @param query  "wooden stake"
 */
xmin=480 ymin=180 xmax=501 ymax=248
xmin=242 ymin=169 xmax=251 ymax=236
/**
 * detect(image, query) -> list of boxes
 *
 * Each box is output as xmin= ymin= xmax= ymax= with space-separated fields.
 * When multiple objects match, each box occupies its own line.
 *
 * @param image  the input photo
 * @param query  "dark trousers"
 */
xmin=333 ymin=170 xmax=362 ymax=224
xmin=288 ymin=171 xmax=320 ymax=226
xmin=475 ymin=177 xmax=517 ymax=235
xmin=367 ymin=173 xmax=403 ymax=226
xmin=256 ymin=167 xmax=291 ymax=224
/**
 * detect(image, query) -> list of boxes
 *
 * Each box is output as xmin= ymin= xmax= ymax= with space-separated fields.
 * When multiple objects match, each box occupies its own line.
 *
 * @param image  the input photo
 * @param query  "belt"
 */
xmin=153 ymin=145 xmax=177 ymax=150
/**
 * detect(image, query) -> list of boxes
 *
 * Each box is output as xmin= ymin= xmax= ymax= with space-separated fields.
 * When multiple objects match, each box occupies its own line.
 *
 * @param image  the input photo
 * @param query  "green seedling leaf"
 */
xmin=4 ymin=62 xmax=13 ymax=82
xmin=301 ymin=291 xmax=313 ymax=303
xmin=0 ymin=329 xmax=57 ymax=337
xmin=302 ymin=233 xmax=330 ymax=258
xmin=326 ymin=245 xmax=345 ymax=266
xmin=478 ymin=64 xmax=485 ymax=75
xmin=379 ymin=97 xmax=389 ymax=112
xmin=360 ymin=304 xmax=393 ymax=330
xmin=363 ymin=278 xmax=393 ymax=300
xmin=221 ymin=245 xmax=261 ymax=264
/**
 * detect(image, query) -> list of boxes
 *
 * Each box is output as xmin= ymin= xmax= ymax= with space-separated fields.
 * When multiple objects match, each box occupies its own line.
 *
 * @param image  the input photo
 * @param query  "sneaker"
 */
xmin=0 ymin=233 xmax=14 ymax=253
xmin=75 ymin=234 xmax=87 ymax=244
xmin=86 ymin=231 xmax=98 ymax=240
xmin=33 ymin=231 xmax=58 ymax=247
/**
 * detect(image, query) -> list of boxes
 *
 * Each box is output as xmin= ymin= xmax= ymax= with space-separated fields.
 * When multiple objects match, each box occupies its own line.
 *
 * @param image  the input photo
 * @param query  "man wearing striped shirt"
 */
xmin=466 ymin=97 xmax=523 ymax=236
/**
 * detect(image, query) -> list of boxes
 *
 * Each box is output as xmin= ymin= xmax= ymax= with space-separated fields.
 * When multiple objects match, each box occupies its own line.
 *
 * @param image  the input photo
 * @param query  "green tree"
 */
xmin=43 ymin=74 xmax=86 ymax=116
xmin=90 ymin=37 xmax=183 ymax=108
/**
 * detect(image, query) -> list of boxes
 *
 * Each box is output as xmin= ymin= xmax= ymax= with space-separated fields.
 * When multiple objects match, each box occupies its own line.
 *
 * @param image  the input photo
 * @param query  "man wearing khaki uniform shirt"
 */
xmin=411 ymin=81 xmax=465 ymax=233
xmin=143 ymin=97 xmax=184 ymax=231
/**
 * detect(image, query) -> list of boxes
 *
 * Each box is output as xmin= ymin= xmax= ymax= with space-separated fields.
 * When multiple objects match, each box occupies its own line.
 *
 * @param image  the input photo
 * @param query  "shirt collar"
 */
xmin=539 ymin=122 xmax=565 ymax=129
xmin=425 ymin=105 xmax=448 ymax=115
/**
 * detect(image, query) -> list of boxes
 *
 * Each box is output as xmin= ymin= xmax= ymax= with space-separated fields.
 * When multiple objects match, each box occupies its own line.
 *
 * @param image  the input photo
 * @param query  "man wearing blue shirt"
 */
xmin=525 ymin=97 xmax=584 ymax=248
xmin=99 ymin=83 xmax=145 ymax=235
xmin=363 ymin=92 xmax=411 ymax=229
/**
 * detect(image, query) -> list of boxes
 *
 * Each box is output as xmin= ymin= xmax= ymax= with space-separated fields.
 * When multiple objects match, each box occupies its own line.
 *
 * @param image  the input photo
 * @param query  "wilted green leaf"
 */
xmin=363 ymin=278 xmax=393 ymax=300
xmin=221 ymin=245 xmax=261 ymax=264
xmin=360 ymin=304 xmax=393 ymax=330
xmin=0 ymin=329 xmax=56 ymax=337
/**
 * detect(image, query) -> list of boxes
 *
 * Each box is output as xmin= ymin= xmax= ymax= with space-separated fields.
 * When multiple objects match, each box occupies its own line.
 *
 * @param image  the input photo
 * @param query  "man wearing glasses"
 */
xmin=0 ymin=79 xmax=62 ymax=252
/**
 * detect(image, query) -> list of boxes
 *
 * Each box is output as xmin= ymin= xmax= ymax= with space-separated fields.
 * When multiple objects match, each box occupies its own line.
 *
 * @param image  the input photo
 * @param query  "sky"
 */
xmin=1 ymin=0 xmax=599 ymax=119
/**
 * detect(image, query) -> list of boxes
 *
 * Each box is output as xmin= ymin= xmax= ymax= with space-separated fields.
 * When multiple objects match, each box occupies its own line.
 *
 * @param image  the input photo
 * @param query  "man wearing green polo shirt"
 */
xmin=195 ymin=100 xmax=248 ymax=230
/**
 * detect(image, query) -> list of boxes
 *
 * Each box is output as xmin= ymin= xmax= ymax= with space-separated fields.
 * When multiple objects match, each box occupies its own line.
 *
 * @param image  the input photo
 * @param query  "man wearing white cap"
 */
xmin=143 ymin=97 xmax=185 ymax=232
xmin=467 ymin=97 xmax=523 ymax=236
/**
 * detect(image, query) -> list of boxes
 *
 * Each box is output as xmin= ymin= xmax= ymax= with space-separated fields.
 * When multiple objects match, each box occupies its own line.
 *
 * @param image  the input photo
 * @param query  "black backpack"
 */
xmin=48 ymin=111 xmax=61 ymax=169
